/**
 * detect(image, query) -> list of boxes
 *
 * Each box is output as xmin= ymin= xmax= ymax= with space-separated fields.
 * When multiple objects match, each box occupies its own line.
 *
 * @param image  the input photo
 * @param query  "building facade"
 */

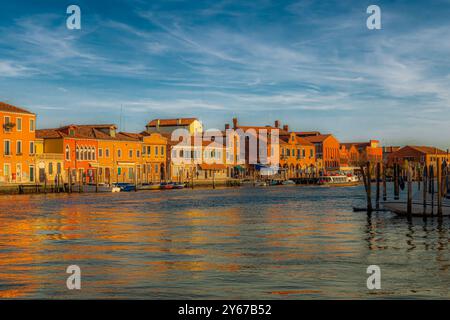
xmin=0 ymin=102 xmax=37 ymax=183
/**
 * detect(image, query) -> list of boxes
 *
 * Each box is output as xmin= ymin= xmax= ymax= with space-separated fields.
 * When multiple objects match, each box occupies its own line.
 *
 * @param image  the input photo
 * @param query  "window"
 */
xmin=29 ymin=119 xmax=35 ymax=132
xmin=49 ymin=162 xmax=53 ymax=175
xmin=4 ymin=116 xmax=11 ymax=132
xmin=65 ymin=145 xmax=70 ymax=160
xmin=147 ymin=146 xmax=151 ymax=155
xmin=83 ymin=147 xmax=88 ymax=160
xmin=118 ymin=149 xmax=122 ymax=158
xmin=105 ymin=148 xmax=110 ymax=158
xmin=155 ymin=147 xmax=159 ymax=155
xmin=161 ymin=146 xmax=164 ymax=155
xmin=16 ymin=140 xmax=22 ymax=154
xmin=128 ymin=168 xmax=134 ymax=179
xmin=29 ymin=141 xmax=35 ymax=155
xmin=16 ymin=118 xmax=22 ymax=131
xmin=76 ymin=146 xmax=80 ymax=160
xmin=57 ymin=163 xmax=61 ymax=174
xmin=4 ymin=140 xmax=11 ymax=155
xmin=129 ymin=150 xmax=133 ymax=158
xmin=99 ymin=148 xmax=103 ymax=158
xmin=87 ymin=147 xmax=92 ymax=160
xmin=137 ymin=150 xmax=140 ymax=158
xmin=155 ymin=164 xmax=159 ymax=173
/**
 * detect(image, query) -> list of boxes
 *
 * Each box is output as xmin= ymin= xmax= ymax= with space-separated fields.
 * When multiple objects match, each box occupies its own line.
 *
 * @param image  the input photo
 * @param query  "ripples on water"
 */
xmin=0 ymin=185 xmax=448 ymax=299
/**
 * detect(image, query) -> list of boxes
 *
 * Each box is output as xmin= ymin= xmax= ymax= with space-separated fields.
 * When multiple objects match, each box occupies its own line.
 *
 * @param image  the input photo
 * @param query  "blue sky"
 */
xmin=1 ymin=0 xmax=450 ymax=147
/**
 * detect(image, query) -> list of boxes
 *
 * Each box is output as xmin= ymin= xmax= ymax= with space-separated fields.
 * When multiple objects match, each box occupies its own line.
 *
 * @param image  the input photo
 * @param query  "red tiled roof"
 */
xmin=36 ymin=125 xmax=140 ymax=141
xmin=303 ymin=134 xmax=332 ymax=143
xmin=146 ymin=118 xmax=198 ymax=127
xmin=0 ymin=102 xmax=34 ymax=114
xmin=409 ymin=146 xmax=448 ymax=155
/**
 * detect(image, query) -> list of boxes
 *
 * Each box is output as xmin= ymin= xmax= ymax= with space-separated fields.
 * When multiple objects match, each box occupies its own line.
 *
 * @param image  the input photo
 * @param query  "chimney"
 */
xmin=283 ymin=125 xmax=289 ymax=132
xmin=156 ymin=119 xmax=160 ymax=131
xmin=232 ymin=117 xmax=238 ymax=129
xmin=274 ymin=120 xmax=280 ymax=128
xmin=177 ymin=118 xmax=182 ymax=125
xmin=225 ymin=123 xmax=230 ymax=130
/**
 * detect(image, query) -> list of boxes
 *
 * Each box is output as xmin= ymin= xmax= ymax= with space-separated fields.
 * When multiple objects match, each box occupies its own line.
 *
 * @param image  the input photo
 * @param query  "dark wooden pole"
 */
xmin=437 ymin=158 xmax=443 ymax=217
xmin=382 ymin=163 xmax=387 ymax=201
xmin=376 ymin=162 xmax=380 ymax=210
xmin=423 ymin=165 xmax=427 ymax=217
xmin=394 ymin=163 xmax=399 ymax=200
xmin=430 ymin=165 xmax=434 ymax=215
xmin=407 ymin=165 xmax=412 ymax=217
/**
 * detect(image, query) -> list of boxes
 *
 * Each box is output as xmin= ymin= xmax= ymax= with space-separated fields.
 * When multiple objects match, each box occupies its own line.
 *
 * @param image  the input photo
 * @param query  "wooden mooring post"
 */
xmin=376 ymin=162 xmax=380 ymax=210
xmin=430 ymin=165 xmax=435 ymax=215
xmin=394 ymin=163 xmax=400 ymax=200
xmin=360 ymin=162 xmax=372 ymax=213
xmin=407 ymin=165 xmax=412 ymax=217
xmin=437 ymin=158 xmax=443 ymax=217
xmin=382 ymin=163 xmax=387 ymax=201
xmin=423 ymin=165 xmax=428 ymax=217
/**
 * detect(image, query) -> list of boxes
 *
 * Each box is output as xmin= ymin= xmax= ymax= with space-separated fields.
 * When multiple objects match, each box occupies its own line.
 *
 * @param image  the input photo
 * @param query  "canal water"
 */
xmin=0 ymin=185 xmax=449 ymax=299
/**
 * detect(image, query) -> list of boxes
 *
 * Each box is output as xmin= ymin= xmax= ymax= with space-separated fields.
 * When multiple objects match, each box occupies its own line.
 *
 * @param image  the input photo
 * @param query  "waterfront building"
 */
xmin=382 ymin=146 xmax=401 ymax=163
xmin=145 ymin=118 xmax=203 ymax=135
xmin=299 ymin=132 xmax=340 ymax=173
xmin=0 ymin=102 xmax=37 ymax=183
xmin=279 ymin=132 xmax=316 ymax=179
xmin=387 ymin=145 xmax=450 ymax=168
xmin=35 ymin=138 xmax=65 ymax=185
xmin=340 ymin=140 xmax=382 ymax=171
xmin=36 ymin=125 xmax=99 ymax=184
xmin=140 ymin=132 xmax=168 ymax=183
xmin=230 ymin=118 xmax=286 ymax=176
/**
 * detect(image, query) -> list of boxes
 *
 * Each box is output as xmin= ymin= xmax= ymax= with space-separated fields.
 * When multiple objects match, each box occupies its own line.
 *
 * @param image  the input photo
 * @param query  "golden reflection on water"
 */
xmin=0 ymin=187 xmax=449 ymax=299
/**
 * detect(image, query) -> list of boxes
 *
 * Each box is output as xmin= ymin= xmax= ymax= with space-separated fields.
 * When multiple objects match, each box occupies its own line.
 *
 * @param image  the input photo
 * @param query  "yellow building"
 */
xmin=35 ymin=138 xmax=65 ymax=185
xmin=85 ymin=125 xmax=143 ymax=184
xmin=141 ymin=132 xmax=168 ymax=183
xmin=145 ymin=118 xmax=203 ymax=135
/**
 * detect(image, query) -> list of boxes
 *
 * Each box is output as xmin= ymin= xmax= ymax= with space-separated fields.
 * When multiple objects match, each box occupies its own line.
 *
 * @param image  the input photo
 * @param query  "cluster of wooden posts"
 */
xmin=360 ymin=159 xmax=449 ymax=218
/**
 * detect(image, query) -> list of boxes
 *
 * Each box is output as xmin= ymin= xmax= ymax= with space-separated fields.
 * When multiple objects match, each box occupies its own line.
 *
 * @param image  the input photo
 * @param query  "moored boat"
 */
xmin=114 ymin=183 xmax=136 ymax=192
xmin=281 ymin=180 xmax=296 ymax=185
xmin=318 ymin=174 xmax=360 ymax=186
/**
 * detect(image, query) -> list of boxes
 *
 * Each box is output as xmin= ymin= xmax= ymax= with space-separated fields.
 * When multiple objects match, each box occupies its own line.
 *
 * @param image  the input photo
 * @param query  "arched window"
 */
xmin=84 ymin=147 xmax=88 ymax=160
xmin=76 ymin=146 xmax=80 ymax=160
xmin=92 ymin=147 xmax=96 ymax=160
xmin=88 ymin=147 xmax=92 ymax=161
xmin=65 ymin=145 xmax=70 ymax=160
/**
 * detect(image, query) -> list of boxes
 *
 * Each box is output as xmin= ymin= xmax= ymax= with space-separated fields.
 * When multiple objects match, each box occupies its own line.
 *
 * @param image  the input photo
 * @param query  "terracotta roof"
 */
xmin=279 ymin=134 xmax=314 ymax=146
xmin=409 ymin=146 xmax=448 ymax=155
xmin=303 ymin=134 xmax=333 ymax=143
xmin=295 ymin=131 xmax=321 ymax=137
xmin=36 ymin=125 xmax=140 ymax=141
xmin=0 ymin=102 xmax=34 ymax=114
xmin=146 ymin=118 xmax=198 ymax=127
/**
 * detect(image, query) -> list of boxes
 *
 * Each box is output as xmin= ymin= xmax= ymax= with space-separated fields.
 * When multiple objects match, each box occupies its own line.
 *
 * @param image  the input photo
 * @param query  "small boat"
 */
xmin=173 ymin=183 xmax=185 ymax=189
xmin=257 ymin=181 xmax=268 ymax=187
xmin=138 ymin=183 xmax=161 ymax=191
xmin=282 ymin=180 xmax=296 ymax=185
xmin=114 ymin=183 xmax=136 ymax=192
xmin=83 ymin=183 xmax=119 ymax=193
xmin=318 ymin=175 xmax=360 ymax=186
xmin=160 ymin=182 xmax=174 ymax=190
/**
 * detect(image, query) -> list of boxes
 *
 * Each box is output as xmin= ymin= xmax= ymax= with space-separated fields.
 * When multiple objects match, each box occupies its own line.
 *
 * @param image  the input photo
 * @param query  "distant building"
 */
xmin=279 ymin=132 xmax=316 ymax=179
xmin=340 ymin=140 xmax=382 ymax=168
xmin=387 ymin=146 xmax=450 ymax=168
xmin=0 ymin=102 xmax=37 ymax=183
xmin=301 ymin=134 xmax=340 ymax=172
xmin=145 ymin=118 xmax=203 ymax=135
xmin=382 ymin=146 xmax=401 ymax=163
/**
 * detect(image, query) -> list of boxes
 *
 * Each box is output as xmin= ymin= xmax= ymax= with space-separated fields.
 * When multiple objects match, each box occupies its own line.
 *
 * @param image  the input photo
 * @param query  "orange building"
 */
xmin=36 ymin=125 xmax=99 ymax=184
xmin=300 ymin=133 xmax=340 ymax=172
xmin=0 ymin=102 xmax=37 ymax=183
xmin=339 ymin=143 xmax=359 ymax=168
xmin=141 ymin=132 xmax=168 ymax=183
xmin=279 ymin=132 xmax=316 ymax=178
xmin=387 ymin=146 xmax=450 ymax=168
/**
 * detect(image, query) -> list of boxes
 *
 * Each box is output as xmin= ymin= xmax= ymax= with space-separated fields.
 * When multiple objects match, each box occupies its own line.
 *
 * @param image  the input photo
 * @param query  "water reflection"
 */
xmin=0 ymin=186 xmax=449 ymax=299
